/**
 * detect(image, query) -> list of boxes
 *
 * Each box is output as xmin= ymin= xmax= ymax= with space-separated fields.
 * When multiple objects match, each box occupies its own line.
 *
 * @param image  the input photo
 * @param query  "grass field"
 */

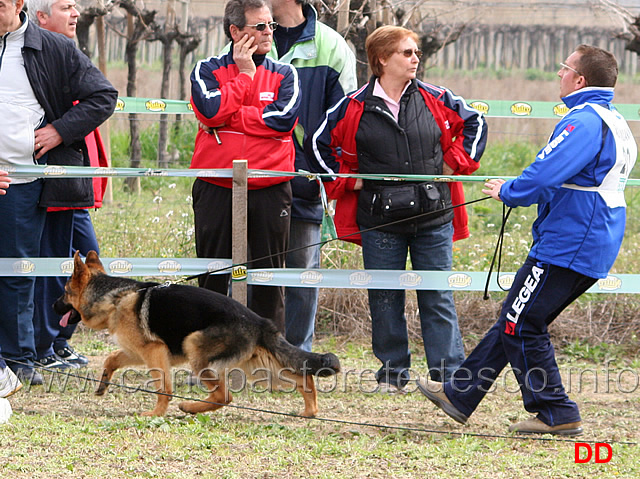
xmin=2 ymin=330 xmax=639 ymax=478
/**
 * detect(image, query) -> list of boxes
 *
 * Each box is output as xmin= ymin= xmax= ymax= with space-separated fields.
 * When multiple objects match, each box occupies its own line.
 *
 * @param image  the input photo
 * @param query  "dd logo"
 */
xmin=574 ymin=443 xmax=613 ymax=463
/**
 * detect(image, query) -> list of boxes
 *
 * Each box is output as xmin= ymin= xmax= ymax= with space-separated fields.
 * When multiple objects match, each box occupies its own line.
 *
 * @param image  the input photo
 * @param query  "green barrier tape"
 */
xmin=115 ymin=97 xmax=194 ymax=114
xmin=8 ymin=165 xmax=640 ymax=187
xmin=467 ymin=100 xmax=640 ymax=121
xmin=0 ymin=259 xmax=632 ymax=294
xmin=114 ymin=96 xmax=640 ymax=121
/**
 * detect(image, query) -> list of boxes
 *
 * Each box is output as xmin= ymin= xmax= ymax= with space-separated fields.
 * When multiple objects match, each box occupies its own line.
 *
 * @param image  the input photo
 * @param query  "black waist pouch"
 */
xmin=380 ymin=185 xmax=421 ymax=219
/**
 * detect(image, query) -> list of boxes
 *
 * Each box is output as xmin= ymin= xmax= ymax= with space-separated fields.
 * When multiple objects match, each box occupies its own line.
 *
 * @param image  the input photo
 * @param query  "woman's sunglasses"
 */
xmin=398 ymin=48 xmax=423 ymax=59
xmin=246 ymin=22 xmax=278 ymax=32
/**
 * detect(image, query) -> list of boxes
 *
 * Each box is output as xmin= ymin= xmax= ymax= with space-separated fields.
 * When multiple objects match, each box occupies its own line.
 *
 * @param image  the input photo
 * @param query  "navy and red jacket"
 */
xmin=306 ymin=78 xmax=487 ymax=244
xmin=190 ymin=50 xmax=301 ymax=189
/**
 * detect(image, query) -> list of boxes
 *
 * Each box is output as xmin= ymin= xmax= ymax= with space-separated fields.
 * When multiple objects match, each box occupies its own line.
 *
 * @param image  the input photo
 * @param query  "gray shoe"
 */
xmin=13 ymin=367 xmax=43 ymax=386
xmin=416 ymin=378 xmax=468 ymax=425
xmin=377 ymin=382 xmax=407 ymax=395
xmin=509 ymin=417 xmax=583 ymax=436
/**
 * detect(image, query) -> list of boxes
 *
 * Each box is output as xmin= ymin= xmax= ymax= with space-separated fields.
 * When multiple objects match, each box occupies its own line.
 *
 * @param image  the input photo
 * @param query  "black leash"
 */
xmin=182 ymin=195 xmax=493 ymax=284
xmin=483 ymin=203 xmax=514 ymax=300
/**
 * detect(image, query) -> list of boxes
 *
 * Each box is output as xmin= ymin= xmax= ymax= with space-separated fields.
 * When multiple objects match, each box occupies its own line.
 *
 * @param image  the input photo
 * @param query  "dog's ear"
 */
xmin=85 ymin=250 xmax=105 ymax=273
xmin=73 ymin=251 xmax=88 ymax=278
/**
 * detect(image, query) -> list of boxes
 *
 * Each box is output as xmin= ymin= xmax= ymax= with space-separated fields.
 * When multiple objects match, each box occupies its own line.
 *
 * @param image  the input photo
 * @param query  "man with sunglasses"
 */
xmin=418 ymin=45 xmax=637 ymax=435
xmin=268 ymin=0 xmax=356 ymax=352
xmin=189 ymin=0 xmax=301 ymax=331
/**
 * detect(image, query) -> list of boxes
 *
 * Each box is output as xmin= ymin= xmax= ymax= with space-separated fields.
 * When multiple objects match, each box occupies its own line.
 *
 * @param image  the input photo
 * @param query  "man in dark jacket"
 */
xmin=27 ymin=0 xmax=111 ymax=370
xmin=0 ymin=0 xmax=117 ymax=384
xmin=269 ymin=0 xmax=356 ymax=351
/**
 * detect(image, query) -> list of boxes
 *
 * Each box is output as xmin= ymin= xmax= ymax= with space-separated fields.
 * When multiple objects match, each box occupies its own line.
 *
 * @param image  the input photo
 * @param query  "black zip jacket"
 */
xmin=21 ymin=14 xmax=117 ymax=207
xmin=355 ymin=80 xmax=454 ymax=234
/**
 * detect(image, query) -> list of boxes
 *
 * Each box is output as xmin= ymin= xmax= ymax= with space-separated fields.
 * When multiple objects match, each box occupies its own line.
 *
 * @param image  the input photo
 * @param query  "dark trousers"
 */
xmin=0 ymin=180 xmax=46 ymax=368
xmin=34 ymin=209 xmax=99 ymax=359
xmin=444 ymin=256 xmax=596 ymax=426
xmin=192 ymin=179 xmax=291 ymax=331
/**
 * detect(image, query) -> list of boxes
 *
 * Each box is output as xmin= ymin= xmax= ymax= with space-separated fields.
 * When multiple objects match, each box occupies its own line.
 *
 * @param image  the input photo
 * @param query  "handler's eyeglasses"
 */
xmin=560 ymin=62 xmax=582 ymax=76
xmin=246 ymin=21 xmax=278 ymax=31
xmin=398 ymin=48 xmax=423 ymax=59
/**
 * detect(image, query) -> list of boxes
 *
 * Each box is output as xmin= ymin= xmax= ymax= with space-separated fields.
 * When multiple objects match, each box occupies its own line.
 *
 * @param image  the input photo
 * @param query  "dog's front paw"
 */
xmin=300 ymin=408 xmax=317 ymax=418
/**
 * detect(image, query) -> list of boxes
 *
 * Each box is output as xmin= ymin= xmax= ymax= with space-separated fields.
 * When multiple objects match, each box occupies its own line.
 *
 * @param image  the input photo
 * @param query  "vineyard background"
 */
xmin=86 ymin=0 xmax=640 ymax=100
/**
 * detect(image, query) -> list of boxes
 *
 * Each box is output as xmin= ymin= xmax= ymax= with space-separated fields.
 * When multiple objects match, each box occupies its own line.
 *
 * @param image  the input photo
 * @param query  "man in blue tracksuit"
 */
xmin=418 ymin=44 xmax=637 ymax=436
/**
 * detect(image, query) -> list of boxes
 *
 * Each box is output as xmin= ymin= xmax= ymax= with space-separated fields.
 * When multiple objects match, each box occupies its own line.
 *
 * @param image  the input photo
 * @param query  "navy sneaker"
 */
xmin=36 ymin=354 xmax=75 ymax=370
xmin=55 ymin=346 xmax=89 ymax=367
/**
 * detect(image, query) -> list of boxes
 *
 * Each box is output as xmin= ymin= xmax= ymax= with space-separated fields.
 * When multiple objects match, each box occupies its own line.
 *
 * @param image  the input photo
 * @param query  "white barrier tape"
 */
xmin=0 ymin=258 xmax=632 ymax=294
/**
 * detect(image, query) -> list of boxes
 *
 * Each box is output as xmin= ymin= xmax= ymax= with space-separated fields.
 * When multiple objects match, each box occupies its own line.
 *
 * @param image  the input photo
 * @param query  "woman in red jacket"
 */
xmin=306 ymin=26 xmax=488 ymax=392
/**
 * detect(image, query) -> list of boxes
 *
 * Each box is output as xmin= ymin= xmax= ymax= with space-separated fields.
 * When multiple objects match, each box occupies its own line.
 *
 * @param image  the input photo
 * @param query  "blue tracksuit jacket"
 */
xmin=500 ymin=87 xmax=638 ymax=278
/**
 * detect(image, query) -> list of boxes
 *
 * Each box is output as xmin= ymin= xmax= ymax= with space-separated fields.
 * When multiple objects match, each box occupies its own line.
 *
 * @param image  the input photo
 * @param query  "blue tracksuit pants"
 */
xmin=34 ymin=209 xmax=99 ymax=359
xmin=444 ymin=256 xmax=596 ymax=426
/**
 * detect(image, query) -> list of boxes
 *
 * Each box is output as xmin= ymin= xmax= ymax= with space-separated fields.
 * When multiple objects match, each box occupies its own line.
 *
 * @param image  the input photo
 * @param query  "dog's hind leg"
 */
xmin=179 ymin=332 xmax=232 ymax=414
xmin=96 ymin=349 xmax=144 ymax=396
xmin=178 ymin=370 xmax=232 ymax=414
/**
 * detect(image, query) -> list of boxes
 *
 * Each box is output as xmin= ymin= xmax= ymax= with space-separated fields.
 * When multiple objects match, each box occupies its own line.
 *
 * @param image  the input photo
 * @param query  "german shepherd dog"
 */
xmin=53 ymin=251 xmax=340 ymax=417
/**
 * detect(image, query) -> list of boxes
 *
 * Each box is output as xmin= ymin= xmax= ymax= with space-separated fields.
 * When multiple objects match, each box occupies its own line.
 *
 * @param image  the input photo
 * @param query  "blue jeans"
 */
xmin=0 ymin=180 xmax=46 ymax=369
xmin=361 ymin=222 xmax=465 ymax=387
xmin=285 ymin=219 xmax=321 ymax=352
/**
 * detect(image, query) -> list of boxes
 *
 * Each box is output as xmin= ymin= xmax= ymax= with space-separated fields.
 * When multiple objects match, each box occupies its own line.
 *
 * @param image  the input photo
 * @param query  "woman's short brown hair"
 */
xmin=366 ymin=26 xmax=419 ymax=77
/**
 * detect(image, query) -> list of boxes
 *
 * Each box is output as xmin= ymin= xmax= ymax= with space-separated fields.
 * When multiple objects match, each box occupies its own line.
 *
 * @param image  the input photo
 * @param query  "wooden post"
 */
xmin=337 ymin=0 xmax=350 ymax=36
xmin=232 ymin=160 xmax=248 ymax=306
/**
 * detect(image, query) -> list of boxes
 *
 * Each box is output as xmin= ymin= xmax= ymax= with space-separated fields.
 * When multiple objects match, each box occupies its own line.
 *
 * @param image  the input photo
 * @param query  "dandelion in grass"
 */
xmin=186 ymin=195 xmax=193 ymax=203
xmin=169 ymin=183 xmax=177 ymax=189
xmin=152 ymin=217 xmax=160 ymax=224
xmin=166 ymin=210 xmax=174 ymax=219
xmin=487 ymin=223 xmax=495 ymax=228
xmin=513 ymin=223 xmax=522 ymax=229
xmin=153 ymin=196 xmax=163 ymax=204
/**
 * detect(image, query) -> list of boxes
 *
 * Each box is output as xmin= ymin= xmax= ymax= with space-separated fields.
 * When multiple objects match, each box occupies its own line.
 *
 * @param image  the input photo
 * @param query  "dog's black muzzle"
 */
xmin=53 ymin=296 xmax=81 ymax=325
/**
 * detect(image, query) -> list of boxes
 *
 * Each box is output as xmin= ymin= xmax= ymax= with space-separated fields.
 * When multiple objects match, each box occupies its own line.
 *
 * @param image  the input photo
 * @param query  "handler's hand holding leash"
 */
xmin=482 ymin=178 xmax=506 ymax=202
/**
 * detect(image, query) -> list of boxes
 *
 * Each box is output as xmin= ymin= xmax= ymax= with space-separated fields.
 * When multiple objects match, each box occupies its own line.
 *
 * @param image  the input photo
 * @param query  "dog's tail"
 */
xmin=260 ymin=320 xmax=340 ymax=377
